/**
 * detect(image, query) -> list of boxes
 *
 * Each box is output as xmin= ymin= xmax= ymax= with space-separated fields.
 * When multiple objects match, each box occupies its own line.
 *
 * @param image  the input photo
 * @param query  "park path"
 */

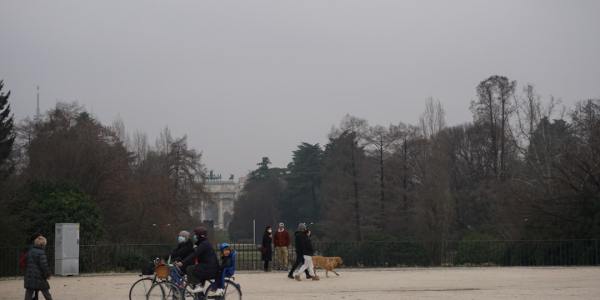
xmin=1 ymin=267 xmax=599 ymax=299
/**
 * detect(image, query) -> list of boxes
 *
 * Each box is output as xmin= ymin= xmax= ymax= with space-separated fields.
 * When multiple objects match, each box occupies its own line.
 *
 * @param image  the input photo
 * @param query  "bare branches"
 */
xmin=419 ymin=97 xmax=446 ymax=139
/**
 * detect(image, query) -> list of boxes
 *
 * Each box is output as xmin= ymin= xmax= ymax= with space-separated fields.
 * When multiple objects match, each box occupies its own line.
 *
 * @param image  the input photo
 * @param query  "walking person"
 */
xmin=273 ymin=222 xmax=290 ymax=270
xmin=261 ymin=226 xmax=273 ymax=272
xmin=24 ymin=235 xmax=53 ymax=300
xmin=288 ymin=223 xmax=313 ymax=279
xmin=293 ymin=225 xmax=319 ymax=281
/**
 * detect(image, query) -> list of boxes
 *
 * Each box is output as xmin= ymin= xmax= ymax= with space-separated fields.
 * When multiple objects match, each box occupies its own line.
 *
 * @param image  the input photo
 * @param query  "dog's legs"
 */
xmin=325 ymin=270 xmax=329 ymax=278
xmin=333 ymin=270 xmax=340 ymax=276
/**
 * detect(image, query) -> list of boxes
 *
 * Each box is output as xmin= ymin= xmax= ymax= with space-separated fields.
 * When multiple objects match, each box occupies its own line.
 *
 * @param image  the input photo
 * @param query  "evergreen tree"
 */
xmin=280 ymin=143 xmax=323 ymax=227
xmin=0 ymin=80 xmax=15 ymax=177
xmin=229 ymin=157 xmax=285 ymax=240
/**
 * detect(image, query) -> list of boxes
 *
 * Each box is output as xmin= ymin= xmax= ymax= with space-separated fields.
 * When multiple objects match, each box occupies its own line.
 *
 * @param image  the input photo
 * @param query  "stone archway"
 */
xmin=191 ymin=178 xmax=243 ymax=230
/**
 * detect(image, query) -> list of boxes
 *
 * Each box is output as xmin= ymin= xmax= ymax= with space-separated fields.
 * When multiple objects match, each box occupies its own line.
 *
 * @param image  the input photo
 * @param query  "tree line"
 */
xmin=229 ymin=75 xmax=600 ymax=253
xmin=1 ymin=75 xmax=598 ymax=248
xmin=0 ymin=82 xmax=208 ymax=245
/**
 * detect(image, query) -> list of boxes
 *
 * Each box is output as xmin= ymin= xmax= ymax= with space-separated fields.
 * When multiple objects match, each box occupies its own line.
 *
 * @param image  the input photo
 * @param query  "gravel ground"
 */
xmin=1 ymin=267 xmax=599 ymax=299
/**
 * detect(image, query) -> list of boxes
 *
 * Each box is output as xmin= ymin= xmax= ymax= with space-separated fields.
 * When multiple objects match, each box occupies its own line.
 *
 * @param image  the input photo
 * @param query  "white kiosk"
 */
xmin=54 ymin=223 xmax=79 ymax=276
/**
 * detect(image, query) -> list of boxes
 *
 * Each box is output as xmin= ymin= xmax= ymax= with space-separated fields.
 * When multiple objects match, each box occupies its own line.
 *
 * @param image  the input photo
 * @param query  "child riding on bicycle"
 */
xmin=212 ymin=243 xmax=237 ymax=296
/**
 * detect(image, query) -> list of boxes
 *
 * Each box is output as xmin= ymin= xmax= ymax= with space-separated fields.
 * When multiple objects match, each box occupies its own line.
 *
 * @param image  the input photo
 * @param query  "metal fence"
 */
xmin=2 ymin=240 xmax=599 ymax=277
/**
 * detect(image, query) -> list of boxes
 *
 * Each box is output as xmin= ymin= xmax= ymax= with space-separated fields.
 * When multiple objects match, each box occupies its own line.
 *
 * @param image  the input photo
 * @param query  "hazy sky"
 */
xmin=1 ymin=0 xmax=599 ymax=177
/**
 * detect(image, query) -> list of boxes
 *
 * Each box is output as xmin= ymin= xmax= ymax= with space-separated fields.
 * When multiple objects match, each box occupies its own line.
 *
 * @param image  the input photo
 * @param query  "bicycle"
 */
xmin=181 ymin=276 xmax=242 ymax=300
xmin=129 ymin=257 xmax=170 ymax=300
xmin=134 ymin=257 xmax=242 ymax=300
xmin=159 ymin=265 xmax=242 ymax=300
xmin=145 ymin=264 xmax=187 ymax=300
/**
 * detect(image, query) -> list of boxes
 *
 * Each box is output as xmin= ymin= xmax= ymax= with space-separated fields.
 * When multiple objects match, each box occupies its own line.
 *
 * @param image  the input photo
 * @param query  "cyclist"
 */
xmin=177 ymin=227 xmax=219 ymax=294
xmin=165 ymin=230 xmax=194 ymax=263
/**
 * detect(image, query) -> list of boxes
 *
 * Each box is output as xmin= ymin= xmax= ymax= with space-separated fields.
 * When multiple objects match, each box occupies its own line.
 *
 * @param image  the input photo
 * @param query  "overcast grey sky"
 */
xmin=1 ymin=0 xmax=599 ymax=177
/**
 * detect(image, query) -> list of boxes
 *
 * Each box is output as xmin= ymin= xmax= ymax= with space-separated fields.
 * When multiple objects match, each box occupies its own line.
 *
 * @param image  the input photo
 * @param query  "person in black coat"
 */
xmin=261 ymin=226 xmax=273 ymax=272
xmin=24 ymin=235 xmax=53 ymax=300
xmin=292 ymin=226 xmax=318 ymax=281
xmin=177 ymin=227 xmax=219 ymax=294
xmin=165 ymin=230 xmax=194 ymax=263
xmin=287 ymin=223 xmax=312 ymax=279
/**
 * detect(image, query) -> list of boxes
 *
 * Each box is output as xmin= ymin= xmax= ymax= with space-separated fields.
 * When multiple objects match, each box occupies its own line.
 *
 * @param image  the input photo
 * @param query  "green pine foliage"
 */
xmin=20 ymin=182 xmax=103 ymax=244
xmin=0 ymin=80 xmax=15 ymax=177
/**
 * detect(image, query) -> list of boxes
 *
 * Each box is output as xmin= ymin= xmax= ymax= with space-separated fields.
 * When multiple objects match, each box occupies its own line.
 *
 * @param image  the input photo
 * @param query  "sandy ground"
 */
xmin=1 ymin=267 xmax=599 ymax=300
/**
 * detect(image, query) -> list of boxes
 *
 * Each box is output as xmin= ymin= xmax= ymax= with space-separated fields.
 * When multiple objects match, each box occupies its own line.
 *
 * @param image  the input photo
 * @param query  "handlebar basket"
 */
xmin=155 ymin=264 xmax=169 ymax=280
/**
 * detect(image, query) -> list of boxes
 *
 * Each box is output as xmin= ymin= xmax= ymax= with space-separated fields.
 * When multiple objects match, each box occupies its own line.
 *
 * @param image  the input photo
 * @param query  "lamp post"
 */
xmin=253 ymin=219 xmax=256 ymax=245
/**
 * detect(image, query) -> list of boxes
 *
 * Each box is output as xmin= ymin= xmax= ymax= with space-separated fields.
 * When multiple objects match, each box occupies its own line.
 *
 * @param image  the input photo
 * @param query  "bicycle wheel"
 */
xmin=129 ymin=277 xmax=155 ymax=300
xmin=223 ymin=279 xmax=242 ymax=300
xmin=182 ymin=282 xmax=201 ymax=300
xmin=148 ymin=281 xmax=184 ymax=300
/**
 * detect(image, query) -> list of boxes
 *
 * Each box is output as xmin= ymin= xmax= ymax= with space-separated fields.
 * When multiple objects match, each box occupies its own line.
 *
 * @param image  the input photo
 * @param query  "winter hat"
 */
xmin=297 ymin=223 xmax=307 ymax=231
xmin=194 ymin=226 xmax=208 ymax=238
xmin=219 ymin=243 xmax=231 ymax=251
xmin=34 ymin=236 xmax=47 ymax=247
xmin=278 ymin=222 xmax=285 ymax=228
xmin=178 ymin=230 xmax=190 ymax=239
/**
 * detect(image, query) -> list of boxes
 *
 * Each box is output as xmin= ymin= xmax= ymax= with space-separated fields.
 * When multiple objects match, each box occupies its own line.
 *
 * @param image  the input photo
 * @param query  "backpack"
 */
xmin=18 ymin=251 xmax=28 ymax=271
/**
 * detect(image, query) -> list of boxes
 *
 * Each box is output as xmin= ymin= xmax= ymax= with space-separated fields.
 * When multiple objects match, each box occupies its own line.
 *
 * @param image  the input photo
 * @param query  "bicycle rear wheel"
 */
xmin=183 ymin=282 xmax=202 ymax=300
xmin=129 ymin=277 xmax=155 ymax=300
xmin=223 ymin=279 xmax=242 ymax=300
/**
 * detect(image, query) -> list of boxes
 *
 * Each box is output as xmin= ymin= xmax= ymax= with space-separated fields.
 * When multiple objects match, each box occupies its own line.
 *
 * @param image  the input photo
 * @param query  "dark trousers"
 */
xmin=25 ymin=289 xmax=52 ymax=300
xmin=186 ymin=265 xmax=217 ymax=286
xmin=288 ymin=255 xmax=311 ymax=278
xmin=216 ymin=270 xmax=225 ymax=289
xmin=263 ymin=259 xmax=270 ymax=272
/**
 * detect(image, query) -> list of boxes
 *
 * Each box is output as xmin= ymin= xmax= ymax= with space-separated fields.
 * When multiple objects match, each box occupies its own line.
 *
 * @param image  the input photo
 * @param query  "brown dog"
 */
xmin=312 ymin=256 xmax=343 ymax=278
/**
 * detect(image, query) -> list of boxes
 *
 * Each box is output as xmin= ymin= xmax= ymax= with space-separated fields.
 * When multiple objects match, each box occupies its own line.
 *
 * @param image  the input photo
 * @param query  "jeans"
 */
xmin=288 ymin=255 xmax=311 ymax=278
xmin=293 ymin=255 xmax=315 ymax=277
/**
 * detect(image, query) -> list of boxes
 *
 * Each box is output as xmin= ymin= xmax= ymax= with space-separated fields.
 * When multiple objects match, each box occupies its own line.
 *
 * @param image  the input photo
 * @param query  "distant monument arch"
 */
xmin=190 ymin=174 xmax=245 ymax=230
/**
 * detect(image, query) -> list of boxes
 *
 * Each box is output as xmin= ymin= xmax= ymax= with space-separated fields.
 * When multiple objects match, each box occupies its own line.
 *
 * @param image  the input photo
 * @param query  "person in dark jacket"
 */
xmin=288 ymin=223 xmax=312 ymax=279
xmin=293 ymin=226 xmax=319 ymax=281
xmin=177 ymin=227 xmax=219 ymax=294
xmin=165 ymin=230 xmax=194 ymax=263
xmin=24 ymin=235 xmax=53 ymax=300
xmin=261 ymin=225 xmax=273 ymax=272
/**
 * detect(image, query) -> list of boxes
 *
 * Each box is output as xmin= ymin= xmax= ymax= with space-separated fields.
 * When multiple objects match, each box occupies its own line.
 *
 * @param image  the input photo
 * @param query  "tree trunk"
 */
xmin=380 ymin=142 xmax=385 ymax=230
xmin=351 ymin=139 xmax=362 ymax=242
xmin=402 ymin=138 xmax=408 ymax=210
xmin=500 ymin=96 xmax=506 ymax=180
xmin=487 ymin=88 xmax=498 ymax=177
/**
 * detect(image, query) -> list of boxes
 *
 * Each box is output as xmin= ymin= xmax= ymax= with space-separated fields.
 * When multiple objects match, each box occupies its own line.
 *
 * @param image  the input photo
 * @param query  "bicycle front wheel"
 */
xmin=223 ymin=279 xmax=242 ymax=300
xmin=148 ymin=281 xmax=184 ymax=300
xmin=129 ymin=277 xmax=155 ymax=300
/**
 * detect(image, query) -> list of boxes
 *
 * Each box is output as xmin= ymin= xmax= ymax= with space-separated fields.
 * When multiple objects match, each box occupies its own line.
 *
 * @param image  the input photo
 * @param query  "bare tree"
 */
xmin=156 ymin=126 xmax=173 ymax=155
xmin=419 ymin=97 xmax=446 ymax=139
xmin=111 ymin=116 xmax=130 ymax=149
xmin=471 ymin=75 xmax=516 ymax=179
xmin=365 ymin=124 xmax=403 ymax=230
xmin=131 ymin=130 xmax=149 ymax=166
